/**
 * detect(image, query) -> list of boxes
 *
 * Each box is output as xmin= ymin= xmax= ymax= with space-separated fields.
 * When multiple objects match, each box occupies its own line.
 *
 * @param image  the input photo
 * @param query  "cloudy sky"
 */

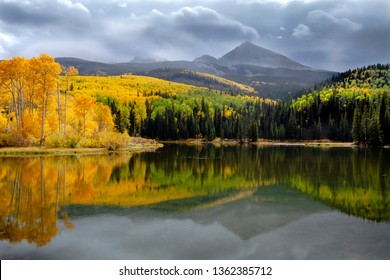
xmin=0 ymin=0 xmax=389 ymax=71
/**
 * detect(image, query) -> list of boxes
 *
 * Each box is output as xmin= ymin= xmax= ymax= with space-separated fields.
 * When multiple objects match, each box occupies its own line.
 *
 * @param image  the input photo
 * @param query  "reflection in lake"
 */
xmin=0 ymin=145 xmax=389 ymax=259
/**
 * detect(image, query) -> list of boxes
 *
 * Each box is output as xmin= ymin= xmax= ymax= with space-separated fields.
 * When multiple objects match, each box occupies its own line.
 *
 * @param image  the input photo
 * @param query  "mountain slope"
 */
xmin=56 ymin=42 xmax=336 ymax=99
xmin=139 ymin=68 xmax=255 ymax=95
xmin=289 ymin=64 xmax=390 ymax=144
xmin=193 ymin=55 xmax=219 ymax=64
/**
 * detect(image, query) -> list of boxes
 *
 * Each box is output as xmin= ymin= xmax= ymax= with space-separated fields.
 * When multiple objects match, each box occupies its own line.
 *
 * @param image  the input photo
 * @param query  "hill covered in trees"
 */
xmin=137 ymin=68 xmax=255 ymax=95
xmin=1 ymin=54 xmax=389 ymax=146
xmin=287 ymin=64 xmax=390 ymax=145
xmin=0 ymin=54 xmax=271 ymax=146
xmin=125 ymin=64 xmax=390 ymax=145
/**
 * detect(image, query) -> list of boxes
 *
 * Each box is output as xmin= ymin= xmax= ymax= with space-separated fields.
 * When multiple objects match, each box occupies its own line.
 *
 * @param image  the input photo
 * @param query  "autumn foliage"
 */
xmin=0 ymin=54 xmax=116 ymax=147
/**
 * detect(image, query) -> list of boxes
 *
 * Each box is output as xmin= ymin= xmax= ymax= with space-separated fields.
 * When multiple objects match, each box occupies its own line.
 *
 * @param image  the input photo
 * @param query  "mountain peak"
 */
xmin=218 ymin=42 xmax=311 ymax=70
xmin=193 ymin=54 xmax=218 ymax=63
xmin=239 ymin=41 xmax=257 ymax=47
xmin=130 ymin=56 xmax=166 ymax=64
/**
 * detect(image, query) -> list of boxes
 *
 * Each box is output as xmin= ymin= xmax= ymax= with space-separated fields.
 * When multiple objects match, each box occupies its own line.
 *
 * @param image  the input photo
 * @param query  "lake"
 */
xmin=0 ymin=144 xmax=389 ymax=259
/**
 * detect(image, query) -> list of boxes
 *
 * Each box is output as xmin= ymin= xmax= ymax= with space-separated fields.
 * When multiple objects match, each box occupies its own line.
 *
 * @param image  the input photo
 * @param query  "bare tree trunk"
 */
xmin=57 ymin=79 xmax=62 ymax=135
xmin=56 ymin=163 xmax=62 ymax=214
xmin=64 ymin=81 xmax=68 ymax=138
xmin=6 ymin=101 xmax=11 ymax=132
xmin=11 ymin=81 xmax=21 ymax=130
xmin=40 ymin=157 xmax=45 ymax=233
xmin=83 ymin=114 xmax=86 ymax=135
xmin=40 ymin=92 xmax=47 ymax=146
xmin=17 ymin=84 xmax=25 ymax=130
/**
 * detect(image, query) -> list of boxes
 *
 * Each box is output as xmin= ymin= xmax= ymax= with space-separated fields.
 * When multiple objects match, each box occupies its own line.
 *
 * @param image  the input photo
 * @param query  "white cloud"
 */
xmin=0 ymin=44 xmax=6 ymax=54
xmin=0 ymin=32 xmax=16 ymax=44
xmin=308 ymin=9 xmax=362 ymax=31
xmin=111 ymin=0 xmax=128 ymax=8
xmin=57 ymin=0 xmax=90 ymax=15
xmin=0 ymin=32 xmax=19 ymax=56
xmin=236 ymin=0 xmax=322 ymax=6
xmin=292 ymin=24 xmax=311 ymax=38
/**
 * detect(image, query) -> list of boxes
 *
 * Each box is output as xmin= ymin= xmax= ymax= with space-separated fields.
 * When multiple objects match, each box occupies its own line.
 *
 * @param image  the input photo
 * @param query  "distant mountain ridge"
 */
xmin=56 ymin=42 xmax=336 ymax=99
xmin=193 ymin=54 xmax=218 ymax=64
xmin=218 ymin=42 xmax=311 ymax=70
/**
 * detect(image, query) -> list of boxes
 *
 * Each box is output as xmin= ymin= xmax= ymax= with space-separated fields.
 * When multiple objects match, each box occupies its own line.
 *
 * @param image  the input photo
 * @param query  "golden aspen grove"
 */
xmin=0 ymin=54 xmax=191 ymax=148
xmin=0 ymin=54 xmax=122 ymax=148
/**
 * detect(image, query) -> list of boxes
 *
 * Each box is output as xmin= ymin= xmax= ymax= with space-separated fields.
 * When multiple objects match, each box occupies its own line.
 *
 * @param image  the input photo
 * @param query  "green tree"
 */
xmin=114 ymin=105 xmax=130 ymax=133
xmin=352 ymin=108 xmax=361 ymax=143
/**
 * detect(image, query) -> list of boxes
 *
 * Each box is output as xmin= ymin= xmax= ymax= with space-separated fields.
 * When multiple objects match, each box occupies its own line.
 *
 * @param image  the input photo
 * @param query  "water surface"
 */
xmin=1 ymin=145 xmax=389 ymax=259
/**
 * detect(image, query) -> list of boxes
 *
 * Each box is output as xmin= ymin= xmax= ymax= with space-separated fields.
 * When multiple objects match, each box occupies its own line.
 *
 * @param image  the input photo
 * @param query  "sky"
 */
xmin=0 ymin=0 xmax=389 ymax=71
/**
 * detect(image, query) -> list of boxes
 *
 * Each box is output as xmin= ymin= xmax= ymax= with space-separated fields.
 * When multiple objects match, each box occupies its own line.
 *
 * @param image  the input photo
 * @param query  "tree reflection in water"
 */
xmin=0 ymin=145 xmax=389 ymax=246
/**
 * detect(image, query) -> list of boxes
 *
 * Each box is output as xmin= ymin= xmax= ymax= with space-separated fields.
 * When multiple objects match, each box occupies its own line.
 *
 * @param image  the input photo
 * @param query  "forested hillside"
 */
xmin=130 ymin=64 xmax=390 ymax=144
xmin=137 ymin=68 xmax=255 ymax=95
xmin=1 ymin=54 xmax=389 ymax=146
xmin=286 ymin=64 xmax=390 ymax=145
xmin=0 ymin=54 xmax=270 ymax=146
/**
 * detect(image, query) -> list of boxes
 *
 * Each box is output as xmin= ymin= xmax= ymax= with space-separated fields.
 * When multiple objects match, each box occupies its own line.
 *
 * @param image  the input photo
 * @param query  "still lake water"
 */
xmin=0 ymin=144 xmax=389 ymax=259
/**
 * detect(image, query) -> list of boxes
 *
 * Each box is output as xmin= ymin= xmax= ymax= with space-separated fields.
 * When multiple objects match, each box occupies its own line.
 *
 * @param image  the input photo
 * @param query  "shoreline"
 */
xmin=0 ymin=144 xmax=163 ymax=156
xmin=160 ymin=138 xmax=356 ymax=148
xmin=1 ymin=139 xmax=387 ymax=155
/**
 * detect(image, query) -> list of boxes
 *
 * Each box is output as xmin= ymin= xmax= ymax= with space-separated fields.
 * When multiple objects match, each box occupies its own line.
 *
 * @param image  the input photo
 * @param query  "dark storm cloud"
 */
xmin=218 ymin=0 xmax=390 ymax=70
xmin=0 ymin=2 xmax=56 ymax=26
xmin=0 ymin=0 xmax=389 ymax=70
xmin=139 ymin=6 xmax=258 ymax=57
xmin=169 ymin=6 xmax=258 ymax=41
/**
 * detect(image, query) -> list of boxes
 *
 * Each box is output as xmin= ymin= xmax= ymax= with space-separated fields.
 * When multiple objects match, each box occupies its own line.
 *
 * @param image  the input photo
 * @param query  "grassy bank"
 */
xmin=0 ymin=145 xmax=163 ymax=156
xmin=0 ymin=136 xmax=163 ymax=156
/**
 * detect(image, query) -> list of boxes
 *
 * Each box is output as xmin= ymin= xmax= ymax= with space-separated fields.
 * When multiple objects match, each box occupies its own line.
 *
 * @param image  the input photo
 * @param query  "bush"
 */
xmin=66 ymin=134 xmax=81 ymax=148
xmin=45 ymin=134 xmax=65 ymax=148
xmin=45 ymin=133 xmax=81 ymax=148
xmin=0 ymin=132 xmax=31 ymax=147
xmin=97 ymin=131 xmax=132 ymax=150
xmin=1 ymin=131 xmax=132 ymax=150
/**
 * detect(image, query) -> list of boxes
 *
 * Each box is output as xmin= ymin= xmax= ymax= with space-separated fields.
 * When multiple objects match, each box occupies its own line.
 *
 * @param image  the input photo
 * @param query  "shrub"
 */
xmin=97 ymin=131 xmax=132 ymax=150
xmin=0 ymin=132 xmax=31 ymax=147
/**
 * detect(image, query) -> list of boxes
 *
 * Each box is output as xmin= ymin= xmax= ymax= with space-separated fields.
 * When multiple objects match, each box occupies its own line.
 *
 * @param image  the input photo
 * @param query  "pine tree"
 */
xmin=352 ymin=108 xmax=361 ymax=143
xmin=384 ymin=107 xmax=390 ymax=145
xmin=250 ymin=122 xmax=258 ymax=142
xmin=339 ymin=112 xmax=349 ymax=141
xmin=361 ymin=106 xmax=369 ymax=144
xmin=367 ymin=105 xmax=381 ymax=146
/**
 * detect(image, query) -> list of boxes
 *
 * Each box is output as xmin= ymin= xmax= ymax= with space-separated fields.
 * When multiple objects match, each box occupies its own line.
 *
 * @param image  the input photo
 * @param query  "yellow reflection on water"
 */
xmin=0 ymin=146 xmax=389 ymax=246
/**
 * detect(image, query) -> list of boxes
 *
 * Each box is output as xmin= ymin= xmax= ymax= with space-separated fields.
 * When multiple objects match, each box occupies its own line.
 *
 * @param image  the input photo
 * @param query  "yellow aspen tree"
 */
xmin=94 ymin=103 xmax=114 ymax=132
xmin=36 ymin=54 xmax=62 ymax=145
xmin=62 ymin=66 xmax=78 ymax=137
xmin=25 ymin=57 xmax=40 ymax=114
xmin=57 ymin=77 xmax=61 ymax=135
xmin=74 ymin=93 xmax=96 ymax=135
xmin=0 ymin=69 xmax=11 ymax=132
xmin=0 ymin=109 xmax=7 ymax=132
xmin=0 ymin=57 xmax=28 ymax=131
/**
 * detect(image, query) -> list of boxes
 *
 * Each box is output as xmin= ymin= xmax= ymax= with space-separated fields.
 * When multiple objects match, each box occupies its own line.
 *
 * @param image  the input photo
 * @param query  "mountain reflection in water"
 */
xmin=0 ymin=145 xmax=389 ymax=259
